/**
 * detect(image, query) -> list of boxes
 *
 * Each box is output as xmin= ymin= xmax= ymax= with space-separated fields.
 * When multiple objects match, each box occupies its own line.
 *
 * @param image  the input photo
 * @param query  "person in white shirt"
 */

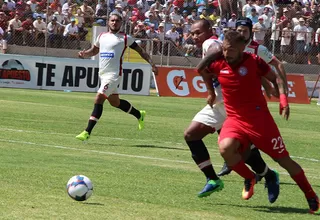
xmin=170 ymin=6 xmax=182 ymax=24
xmin=227 ymin=13 xmax=237 ymax=29
xmin=253 ymin=16 xmax=266 ymax=44
xmin=63 ymin=17 xmax=80 ymax=49
xmin=270 ymin=19 xmax=281 ymax=54
xmin=8 ymin=14 xmax=23 ymax=45
xmin=242 ymin=0 xmax=255 ymax=18
xmin=316 ymin=27 xmax=320 ymax=64
xmin=33 ymin=15 xmax=46 ymax=46
xmin=47 ymin=16 xmax=63 ymax=48
xmin=293 ymin=17 xmax=308 ymax=63
xmin=261 ymin=7 xmax=272 ymax=29
xmin=281 ymin=22 xmax=293 ymax=62
xmin=165 ymin=24 xmax=180 ymax=46
xmin=76 ymin=12 xmax=158 ymax=141
xmin=305 ymin=21 xmax=314 ymax=64
xmin=254 ymin=0 xmax=265 ymax=15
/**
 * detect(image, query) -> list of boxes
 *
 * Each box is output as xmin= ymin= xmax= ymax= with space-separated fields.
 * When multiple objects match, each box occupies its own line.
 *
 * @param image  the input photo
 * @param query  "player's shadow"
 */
xmin=252 ymin=205 xmax=308 ymax=214
xmin=83 ymin=202 xmax=104 ymax=206
xmin=216 ymin=203 xmax=307 ymax=214
xmin=131 ymin=144 xmax=188 ymax=151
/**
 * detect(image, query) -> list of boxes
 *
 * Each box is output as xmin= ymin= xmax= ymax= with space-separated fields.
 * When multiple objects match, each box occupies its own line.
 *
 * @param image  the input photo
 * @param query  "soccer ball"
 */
xmin=66 ymin=175 xmax=93 ymax=201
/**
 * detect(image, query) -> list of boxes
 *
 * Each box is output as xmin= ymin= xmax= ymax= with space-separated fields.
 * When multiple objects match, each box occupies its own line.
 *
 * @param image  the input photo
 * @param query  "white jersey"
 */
xmin=94 ymin=32 xmax=135 ymax=76
xmin=202 ymin=37 xmax=223 ymax=103
xmin=244 ymin=40 xmax=274 ymax=64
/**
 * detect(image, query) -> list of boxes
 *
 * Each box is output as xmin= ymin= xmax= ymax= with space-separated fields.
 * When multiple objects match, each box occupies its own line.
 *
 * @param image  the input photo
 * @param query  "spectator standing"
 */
xmin=196 ymin=0 xmax=206 ymax=16
xmin=316 ymin=26 xmax=320 ymax=63
xmin=293 ymin=17 xmax=308 ymax=63
xmin=270 ymin=18 xmax=281 ymax=53
xmin=305 ymin=21 xmax=314 ymax=64
xmin=248 ymin=8 xmax=259 ymax=24
xmin=242 ymin=0 xmax=256 ymax=18
xmin=280 ymin=22 xmax=293 ymax=62
xmin=253 ymin=16 xmax=267 ymax=44
xmin=227 ymin=13 xmax=237 ymax=29
xmin=170 ymin=6 xmax=183 ymax=24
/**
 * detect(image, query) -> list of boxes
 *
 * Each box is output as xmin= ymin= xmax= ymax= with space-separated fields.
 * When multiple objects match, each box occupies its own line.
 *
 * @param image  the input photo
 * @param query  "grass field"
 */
xmin=1 ymin=88 xmax=320 ymax=220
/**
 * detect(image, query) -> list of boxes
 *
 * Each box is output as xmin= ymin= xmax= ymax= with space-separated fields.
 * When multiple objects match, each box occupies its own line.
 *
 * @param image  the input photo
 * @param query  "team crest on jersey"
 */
xmin=238 ymin=67 xmax=248 ymax=76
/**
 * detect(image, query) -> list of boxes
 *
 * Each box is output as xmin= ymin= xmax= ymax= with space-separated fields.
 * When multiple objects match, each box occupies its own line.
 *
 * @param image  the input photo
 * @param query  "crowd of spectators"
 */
xmin=0 ymin=0 xmax=319 ymax=64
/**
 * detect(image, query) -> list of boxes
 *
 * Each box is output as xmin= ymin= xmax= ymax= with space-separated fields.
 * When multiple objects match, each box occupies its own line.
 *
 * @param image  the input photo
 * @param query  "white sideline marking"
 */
xmin=0 ymin=128 xmax=185 ymax=147
xmin=1 ymin=128 xmax=319 ymax=163
xmin=1 ymin=138 xmax=320 ymax=180
xmin=0 ymin=139 xmax=192 ymax=164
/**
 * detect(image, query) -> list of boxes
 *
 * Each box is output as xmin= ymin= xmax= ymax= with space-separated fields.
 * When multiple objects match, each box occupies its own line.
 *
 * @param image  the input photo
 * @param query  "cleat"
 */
xmin=308 ymin=196 xmax=320 ymax=215
xmin=138 ymin=110 xmax=146 ymax=130
xmin=76 ymin=131 xmax=90 ymax=141
xmin=265 ymin=170 xmax=280 ymax=203
xmin=198 ymin=179 xmax=224 ymax=198
xmin=217 ymin=162 xmax=232 ymax=176
xmin=242 ymin=177 xmax=256 ymax=200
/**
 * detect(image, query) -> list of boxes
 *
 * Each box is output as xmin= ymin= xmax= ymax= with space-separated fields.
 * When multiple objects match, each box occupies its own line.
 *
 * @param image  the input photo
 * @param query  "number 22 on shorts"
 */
xmin=272 ymin=136 xmax=285 ymax=154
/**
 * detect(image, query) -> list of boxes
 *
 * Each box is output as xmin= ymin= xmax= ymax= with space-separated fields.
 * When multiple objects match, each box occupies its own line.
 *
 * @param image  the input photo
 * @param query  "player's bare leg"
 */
xmin=219 ymin=138 xmax=256 ymax=200
xmin=275 ymin=156 xmax=320 ymax=214
xmin=184 ymin=121 xmax=224 ymax=197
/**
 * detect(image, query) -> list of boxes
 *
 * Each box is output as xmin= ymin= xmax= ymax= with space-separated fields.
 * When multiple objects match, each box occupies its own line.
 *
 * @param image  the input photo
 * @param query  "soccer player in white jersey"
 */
xmin=185 ymin=19 xmax=282 ymax=203
xmin=76 ymin=12 xmax=158 ymax=141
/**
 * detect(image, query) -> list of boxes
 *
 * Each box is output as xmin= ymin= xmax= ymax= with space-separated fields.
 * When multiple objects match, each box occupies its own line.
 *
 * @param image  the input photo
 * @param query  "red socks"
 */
xmin=291 ymin=170 xmax=317 ymax=199
xmin=231 ymin=160 xmax=255 ymax=179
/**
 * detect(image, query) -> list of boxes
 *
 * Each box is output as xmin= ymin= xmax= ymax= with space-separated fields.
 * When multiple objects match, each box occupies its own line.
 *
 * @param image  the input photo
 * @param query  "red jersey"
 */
xmin=209 ymin=52 xmax=271 ymax=119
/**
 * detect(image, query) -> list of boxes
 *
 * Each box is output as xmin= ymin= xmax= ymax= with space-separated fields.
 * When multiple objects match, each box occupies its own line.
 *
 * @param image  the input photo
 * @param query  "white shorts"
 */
xmin=192 ymin=103 xmax=226 ymax=131
xmin=98 ymin=73 xmax=121 ymax=97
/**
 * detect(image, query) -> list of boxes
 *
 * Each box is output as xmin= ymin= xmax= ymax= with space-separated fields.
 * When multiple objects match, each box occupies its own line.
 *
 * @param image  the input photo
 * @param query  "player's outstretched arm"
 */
xmin=78 ymin=46 xmax=100 ymax=58
xmin=131 ymin=43 xmax=158 ymax=75
xmin=269 ymin=57 xmax=288 ymax=96
xmin=264 ymin=69 xmax=290 ymax=120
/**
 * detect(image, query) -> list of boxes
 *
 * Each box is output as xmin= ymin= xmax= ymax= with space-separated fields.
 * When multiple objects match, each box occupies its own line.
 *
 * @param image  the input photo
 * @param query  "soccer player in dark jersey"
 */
xmin=201 ymin=30 xmax=319 ymax=215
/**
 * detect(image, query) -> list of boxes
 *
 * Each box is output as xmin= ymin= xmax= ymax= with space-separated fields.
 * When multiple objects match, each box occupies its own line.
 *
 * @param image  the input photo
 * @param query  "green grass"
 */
xmin=0 ymin=88 xmax=320 ymax=220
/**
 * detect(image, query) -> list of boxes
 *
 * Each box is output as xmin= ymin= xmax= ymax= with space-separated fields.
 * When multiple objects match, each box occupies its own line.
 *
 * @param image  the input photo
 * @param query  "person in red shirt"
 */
xmin=202 ymin=30 xmax=319 ymax=215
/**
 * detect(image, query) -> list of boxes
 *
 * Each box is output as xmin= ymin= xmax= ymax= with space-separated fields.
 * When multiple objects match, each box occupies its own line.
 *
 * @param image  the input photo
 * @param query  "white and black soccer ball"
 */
xmin=66 ymin=175 xmax=93 ymax=201
xmin=2 ymin=59 xmax=25 ymax=70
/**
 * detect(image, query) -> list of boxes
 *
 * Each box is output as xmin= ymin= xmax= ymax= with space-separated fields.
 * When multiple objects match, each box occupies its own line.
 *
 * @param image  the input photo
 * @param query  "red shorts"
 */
xmin=219 ymin=113 xmax=289 ymax=159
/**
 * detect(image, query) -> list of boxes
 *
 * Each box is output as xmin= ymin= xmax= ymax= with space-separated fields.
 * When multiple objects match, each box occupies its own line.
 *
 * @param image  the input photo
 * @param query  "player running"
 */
xmin=197 ymin=18 xmax=288 ymax=177
xmin=202 ymin=30 xmax=319 ymax=215
xmin=76 ymin=12 xmax=158 ymax=141
xmin=185 ymin=20 xmax=280 ymax=203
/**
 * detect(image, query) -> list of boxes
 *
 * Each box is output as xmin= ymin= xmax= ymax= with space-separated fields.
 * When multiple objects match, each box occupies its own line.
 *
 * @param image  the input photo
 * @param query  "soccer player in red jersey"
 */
xmin=198 ymin=18 xmax=288 ymax=177
xmin=185 ymin=20 xmax=280 ymax=202
xmin=201 ymin=30 xmax=319 ymax=215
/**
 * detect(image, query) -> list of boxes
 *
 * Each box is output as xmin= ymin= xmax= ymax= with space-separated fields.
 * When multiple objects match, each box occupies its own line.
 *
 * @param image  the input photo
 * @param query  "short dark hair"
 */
xmin=193 ymin=19 xmax=212 ymax=31
xmin=224 ymin=31 xmax=246 ymax=45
